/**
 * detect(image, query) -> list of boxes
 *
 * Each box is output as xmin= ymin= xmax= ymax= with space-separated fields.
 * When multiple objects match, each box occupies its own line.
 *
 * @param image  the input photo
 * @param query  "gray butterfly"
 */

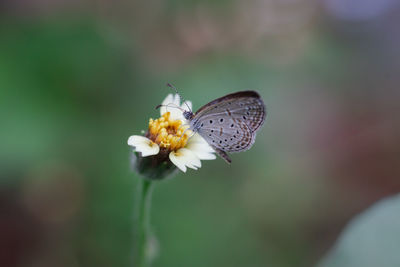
xmin=182 ymin=90 xmax=266 ymax=164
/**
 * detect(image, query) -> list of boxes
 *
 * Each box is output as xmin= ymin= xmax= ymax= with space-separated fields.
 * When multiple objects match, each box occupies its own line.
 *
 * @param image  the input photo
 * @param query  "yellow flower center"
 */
xmin=148 ymin=112 xmax=191 ymax=151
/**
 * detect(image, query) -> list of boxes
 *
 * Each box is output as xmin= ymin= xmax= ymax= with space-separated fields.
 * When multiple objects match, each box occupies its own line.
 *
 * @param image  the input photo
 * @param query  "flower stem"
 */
xmin=136 ymin=178 xmax=154 ymax=267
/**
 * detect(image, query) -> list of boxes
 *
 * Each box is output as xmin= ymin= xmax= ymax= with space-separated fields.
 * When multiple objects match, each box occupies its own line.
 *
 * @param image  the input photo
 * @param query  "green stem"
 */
xmin=136 ymin=179 xmax=154 ymax=267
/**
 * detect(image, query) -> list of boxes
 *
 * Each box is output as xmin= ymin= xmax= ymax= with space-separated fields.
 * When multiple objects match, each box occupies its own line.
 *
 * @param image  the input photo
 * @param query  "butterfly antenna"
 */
xmin=166 ymin=83 xmax=192 ymax=112
xmin=155 ymin=103 xmax=185 ymax=112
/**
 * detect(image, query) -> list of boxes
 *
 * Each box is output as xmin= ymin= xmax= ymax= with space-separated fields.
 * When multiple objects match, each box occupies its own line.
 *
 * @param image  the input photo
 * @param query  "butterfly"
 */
xmin=169 ymin=84 xmax=266 ymax=164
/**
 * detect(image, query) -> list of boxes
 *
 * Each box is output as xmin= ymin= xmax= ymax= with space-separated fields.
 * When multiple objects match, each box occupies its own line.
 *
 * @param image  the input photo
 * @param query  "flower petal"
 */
xmin=169 ymin=105 xmax=184 ymax=121
xmin=160 ymin=93 xmax=185 ymax=121
xmin=181 ymin=100 xmax=192 ymax=112
xmin=180 ymin=148 xmax=201 ymax=169
xmin=187 ymin=140 xmax=215 ymax=153
xmin=186 ymin=134 xmax=215 ymax=151
xmin=188 ymin=133 xmax=210 ymax=144
xmin=138 ymin=144 xmax=160 ymax=157
xmin=169 ymin=151 xmax=187 ymax=172
xmin=186 ymin=142 xmax=215 ymax=158
xmin=185 ymin=133 xmax=216 ymax=160
xmin=169 ymin=148 xmax=201 ymax=172
xmin=128 ymin=135 xmax=150 ymax=146
xmin=173 ymin=94 xmax=181 ymax=106
xmin=193 ymin=151 xmax=217 ymax=160
xmin=127 ymin=135 xmax=160 ymax=157
xmin=160 ymin=94 xmax=174 ymax=116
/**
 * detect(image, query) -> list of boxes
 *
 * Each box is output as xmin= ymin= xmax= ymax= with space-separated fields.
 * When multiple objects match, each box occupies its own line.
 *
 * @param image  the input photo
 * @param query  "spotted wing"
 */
xmin=194 ymin=91 xmax=266 ymax=132
xmin=191 ymin=91 xmax=265 ymax=163
xmin=197 ymin=117 xmax=255 ymax=153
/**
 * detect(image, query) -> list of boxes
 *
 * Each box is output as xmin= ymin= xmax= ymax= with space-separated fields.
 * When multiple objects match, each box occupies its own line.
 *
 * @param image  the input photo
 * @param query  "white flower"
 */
xmin=127 ymin=94 xmax=216 ymax=173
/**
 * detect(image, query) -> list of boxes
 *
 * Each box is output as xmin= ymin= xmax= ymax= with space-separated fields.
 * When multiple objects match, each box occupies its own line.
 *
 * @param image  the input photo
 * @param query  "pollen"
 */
xmin=148 ymin=112 xmax=191 ymax=151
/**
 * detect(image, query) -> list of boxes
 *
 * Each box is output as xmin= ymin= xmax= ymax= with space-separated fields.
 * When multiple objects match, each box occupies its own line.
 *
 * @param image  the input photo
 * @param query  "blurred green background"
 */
xmin=1 ymin=1 xmax=400 ymax=266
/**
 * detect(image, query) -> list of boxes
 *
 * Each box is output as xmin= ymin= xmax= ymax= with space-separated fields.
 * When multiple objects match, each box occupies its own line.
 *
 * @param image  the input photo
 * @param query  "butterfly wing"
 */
xmin=197 ymin=119 xmax=255 ymax=163
xmin=191 ymin=91 xmax=266 ymax=163
xmin=194 ymin=91 xmax=266 ymax=132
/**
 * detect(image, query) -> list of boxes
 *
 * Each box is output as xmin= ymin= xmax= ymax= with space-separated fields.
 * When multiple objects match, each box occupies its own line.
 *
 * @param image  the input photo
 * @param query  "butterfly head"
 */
xmin=166 ymin=83 xmax=194 ymax=118
xmin=183 ymin=110 xmax=194 ymax=121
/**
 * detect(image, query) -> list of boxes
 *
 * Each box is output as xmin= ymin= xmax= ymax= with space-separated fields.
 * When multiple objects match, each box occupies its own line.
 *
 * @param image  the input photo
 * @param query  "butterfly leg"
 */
xmin=177 ymin=123 xmax=190 ymax=133
xmin=177 ymin=125 xmax=192 ymax=142
xmin=211 ymin=146 xmax=232 ymax=164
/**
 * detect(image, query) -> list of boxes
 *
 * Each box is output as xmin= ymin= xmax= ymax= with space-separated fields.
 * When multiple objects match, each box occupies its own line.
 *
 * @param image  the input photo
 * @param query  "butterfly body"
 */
xmin=184 ymin=91 xmax=266 ymax=163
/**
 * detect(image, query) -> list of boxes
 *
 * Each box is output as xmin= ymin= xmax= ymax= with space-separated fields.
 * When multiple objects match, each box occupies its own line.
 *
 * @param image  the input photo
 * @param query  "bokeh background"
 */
xmin=1 ymin=0 xmax=400 ymax=266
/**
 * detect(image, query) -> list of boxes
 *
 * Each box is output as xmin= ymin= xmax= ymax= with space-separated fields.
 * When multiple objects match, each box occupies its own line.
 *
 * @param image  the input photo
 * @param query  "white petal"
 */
xmin=139 ymin=144 xmax=160 ymax=157
xmin=181 ymin=100 xmax=192 ymax=112
xmin=186 ymin=134 xmax=215 ymax=152
xmin=160 ymin=93 xmax=185 ymax=121
xmin=189 ymin=149 xmax=216 ymax=160
xmin=188 ymin=133 xmax=209 ymax=144
xmin=193 ymin=151 xmax=216 ymax=160
xmin=168 ymin=94 xmax=184 ymax=120
xmin=173 ymin=94 xmax=181 ymax=106
xmin=128 ymin=135 xmax=150 ymax=146
xmin=169 ymin=151 xmax=187 ymax=172
xmin=180 ymin=148 xmax=201 ymax=169
xmin=186 ymin=141 xmax=215 ymax=153
xmin=169 ymin=109 xmax=184 ymax=121
xmin=160 ymin=94 xmax=174 ymax=116
xmin=185 ymin=133 xmax=216 ymax=160
xmin=186 ymin=142 xmax=214 ymax=156
xmin=127 ymin=135 xmax=159 ymax=157
xmin=169 ymin=148 xmax=201 ymax=172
